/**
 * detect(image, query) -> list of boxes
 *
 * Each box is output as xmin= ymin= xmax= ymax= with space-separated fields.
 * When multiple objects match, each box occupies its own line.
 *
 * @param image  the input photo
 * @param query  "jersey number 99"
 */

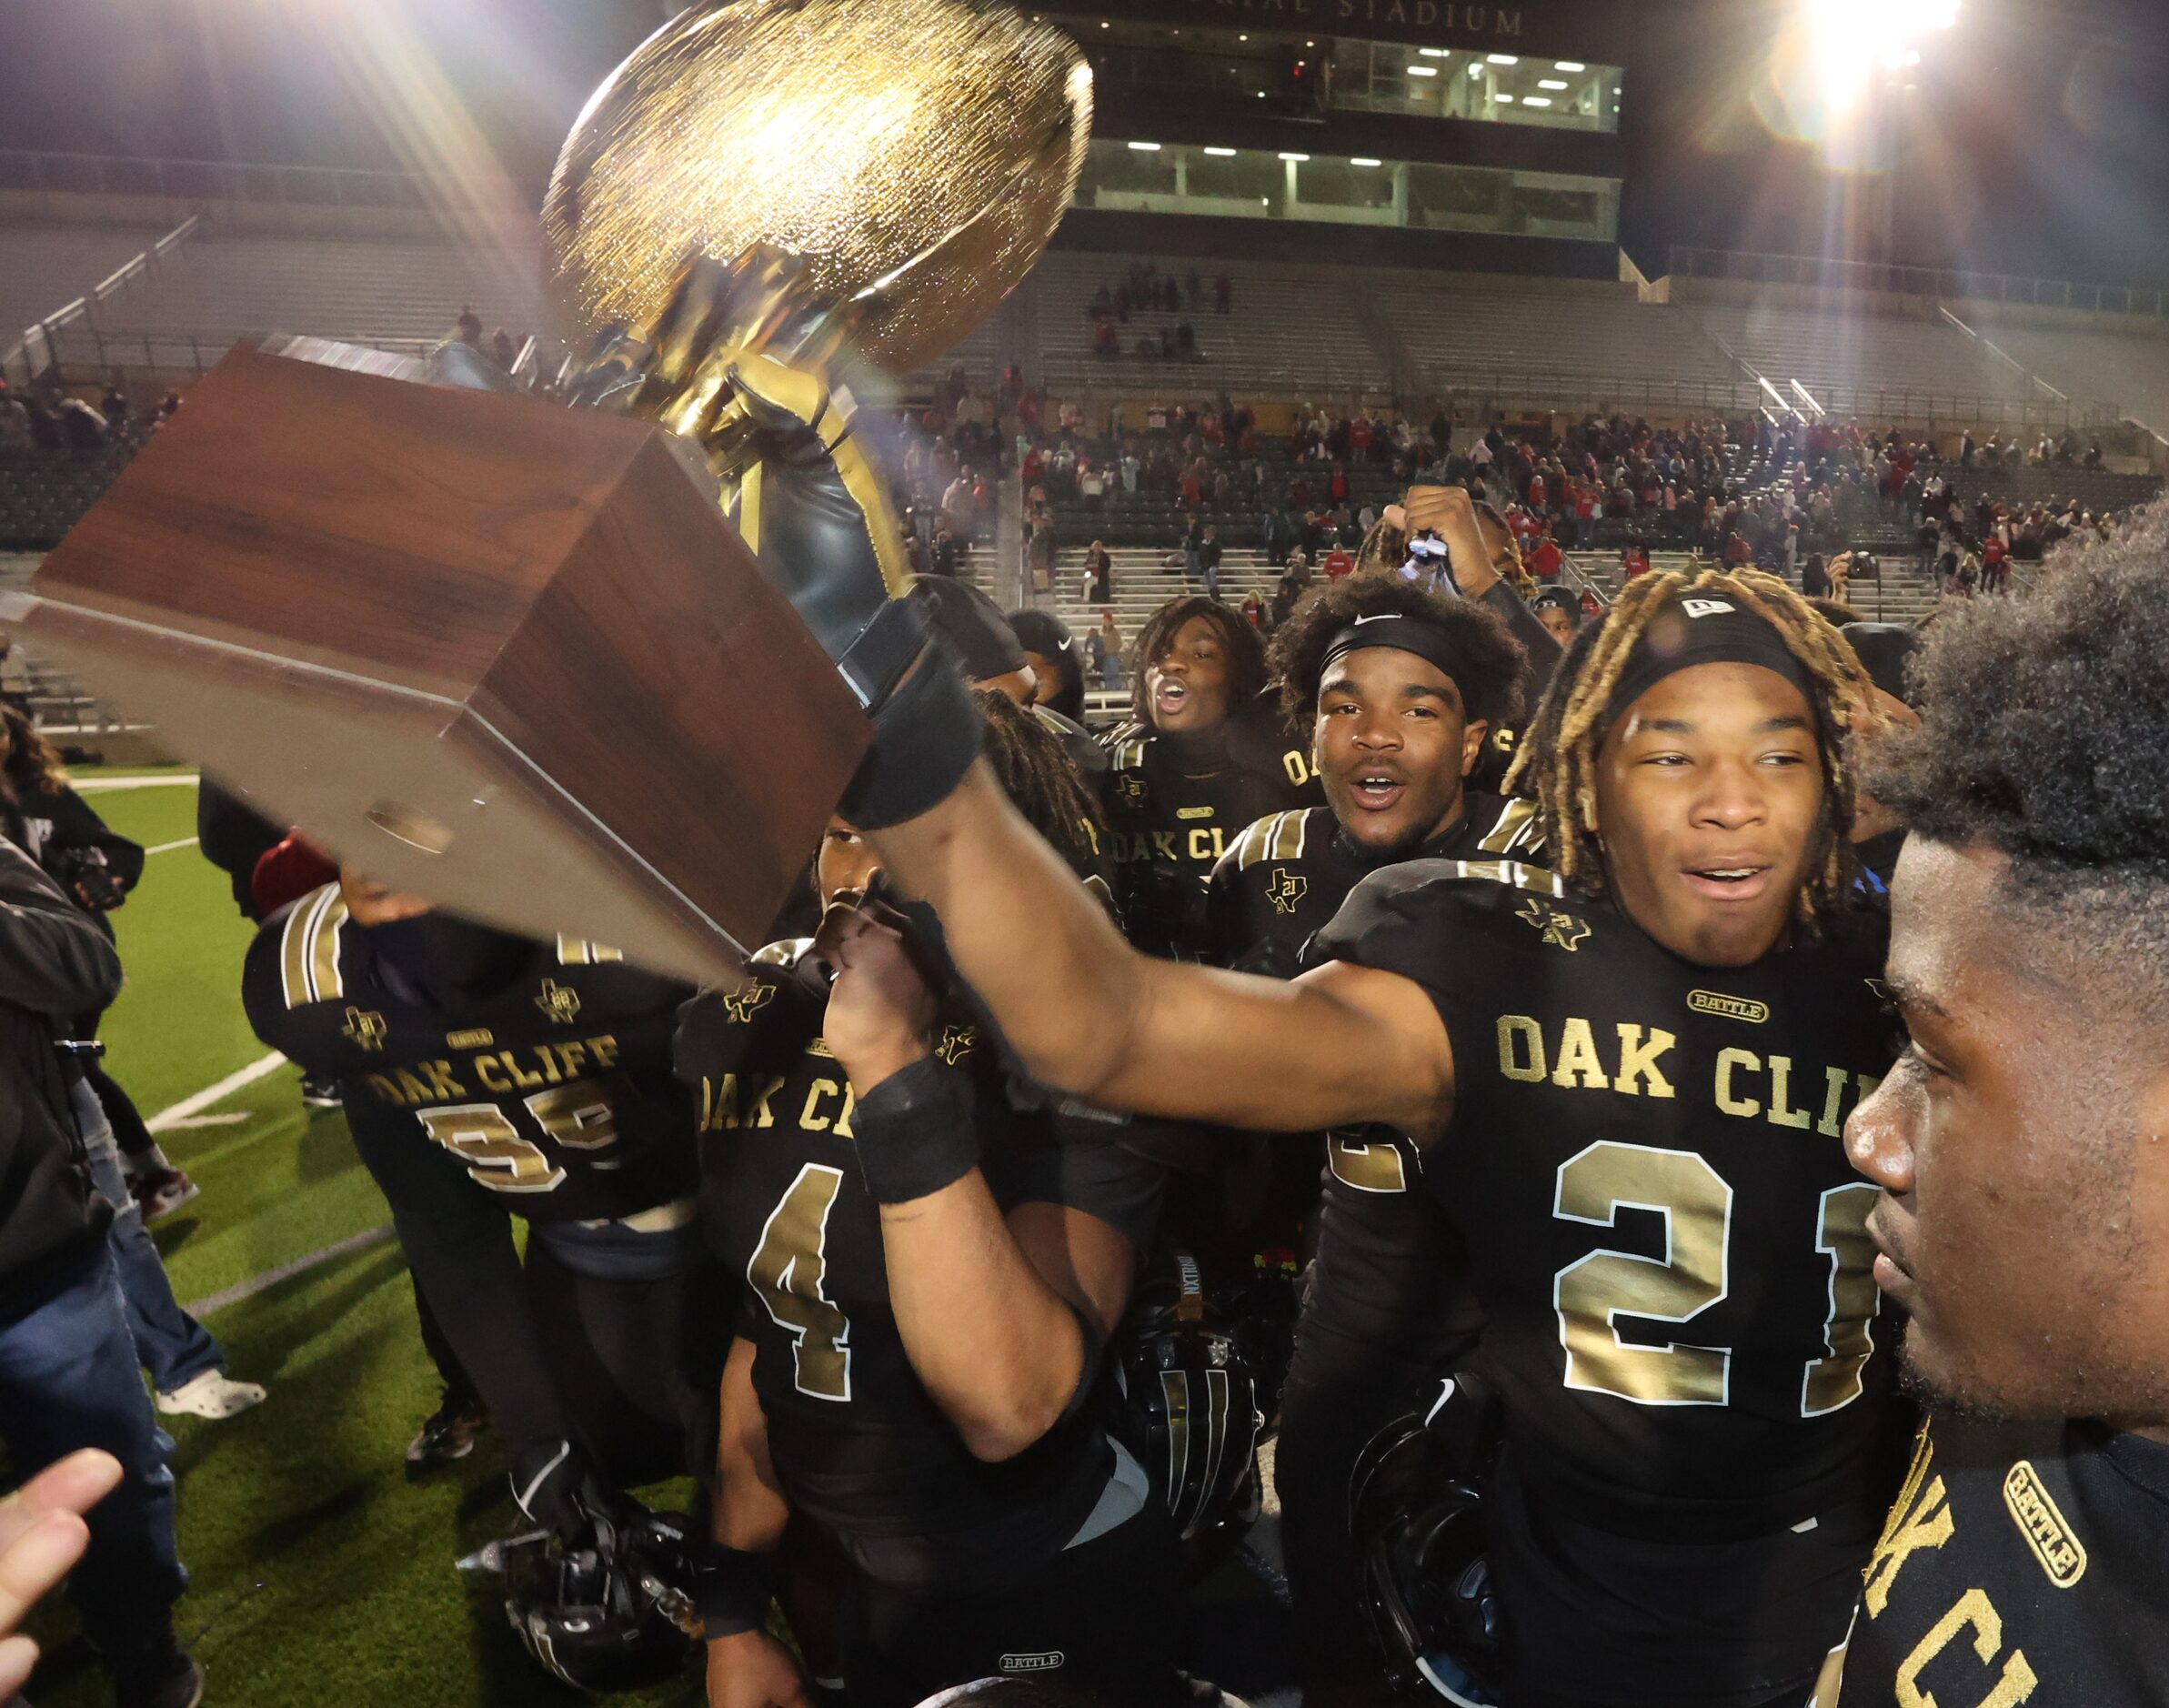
xmin=415 ymin=1081 xmax=622 ymax=1193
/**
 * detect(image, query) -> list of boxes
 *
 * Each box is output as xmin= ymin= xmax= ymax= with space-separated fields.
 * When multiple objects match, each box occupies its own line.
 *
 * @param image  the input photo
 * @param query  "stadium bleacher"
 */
xmin=1376 ymin=276 xmax=1746 ymax=405
xmin=1972 ymin=323 xmax=2169 ymax=441
xmin=1 ymin=222 xmax=169 ymax=352
xmin=1690 ymin=299 xmax=2027 ymax=412
xmin=35 ymin=228 xmax=543 ymax=377
xmin=1030 ymin=254 xmax=1394 ymax=397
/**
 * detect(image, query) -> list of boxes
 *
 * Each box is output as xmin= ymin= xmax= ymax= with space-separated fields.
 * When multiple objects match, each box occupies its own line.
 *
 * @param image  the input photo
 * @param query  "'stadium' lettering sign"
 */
xmin=1168 ymin=0 xmax=1531 ymax=46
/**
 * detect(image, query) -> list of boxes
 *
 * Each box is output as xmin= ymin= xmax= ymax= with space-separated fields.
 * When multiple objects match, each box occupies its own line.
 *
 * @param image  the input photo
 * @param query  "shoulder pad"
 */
xmin=1474 ymin=797 xmax=1546 ymax=859
xmin=274 ymin=883 xmax=353 ymax=1010
xmin=1310 ymin=858 xmax=1567 ymax=977
xmin=1230 ymin=809 xmax=1314 ymax=872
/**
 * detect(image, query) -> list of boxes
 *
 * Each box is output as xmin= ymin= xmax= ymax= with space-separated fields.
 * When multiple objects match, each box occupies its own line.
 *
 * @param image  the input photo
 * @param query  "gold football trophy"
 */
xmin=18 ymin=0 xmax=1091 ymax=982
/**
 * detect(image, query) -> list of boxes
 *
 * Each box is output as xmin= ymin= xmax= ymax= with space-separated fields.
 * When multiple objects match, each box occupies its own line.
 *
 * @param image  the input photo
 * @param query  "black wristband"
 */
xmin=849 ymin=1055 xmax=981 ymax=1205
xmin=691 ymin=1542 xmax=778 ymax=1640
xmin=838 ymin=636 xmax=985 ymax=830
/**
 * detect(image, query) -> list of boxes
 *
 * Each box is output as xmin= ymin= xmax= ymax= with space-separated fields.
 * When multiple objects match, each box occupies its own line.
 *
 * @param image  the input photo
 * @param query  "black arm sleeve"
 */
xmin=344 ymin=1102 xmax=573 ymax=1454
xmin=1479 ymin=578 xmax=1560 ymax=705
xmin=1279 ymin=1156 xmax=1479 ymax=1701
xmin=994 ymin=1104 xmax=1166 ymax=1262
xmin=0 ymin=842 xmax=123 ymax=1019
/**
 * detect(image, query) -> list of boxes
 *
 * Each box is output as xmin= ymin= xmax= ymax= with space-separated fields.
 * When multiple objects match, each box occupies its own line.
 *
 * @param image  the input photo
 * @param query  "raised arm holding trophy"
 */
xmin=20 ymin=0 xmax=1091 ymax=986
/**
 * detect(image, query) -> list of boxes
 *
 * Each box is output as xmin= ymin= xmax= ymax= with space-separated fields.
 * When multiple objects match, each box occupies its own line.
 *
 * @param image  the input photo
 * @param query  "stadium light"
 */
xmin=1279 ymin=152 xmax=1310 ymax=161
xmin=1521 ymin=96 xmax=1552 ymax=106
xmin=1203 ymin=146 xmax=1239 ymax=156
xmin=1538 ymin=78 xmax=1570 ymax=89
xmin=1805 ymin=0 xmax=1960 ymax=108
xmin=1486 ymin=54 xmax=1520 ymax=65
xmin=1351 ymin=156 xmax=1383 ymax=166
xmin=1418 ymin=47 xmax=1450 ymax=56
xmin=1494 ymin=93 xmax=1516 ymax=104
xmin=1408 ymin=65 xmax=1439 ymax=76
xmin=1127 ymin=140 xmax=1162 ymax=151
xmin=1554 ymin=61 xmax=1586 ymax=71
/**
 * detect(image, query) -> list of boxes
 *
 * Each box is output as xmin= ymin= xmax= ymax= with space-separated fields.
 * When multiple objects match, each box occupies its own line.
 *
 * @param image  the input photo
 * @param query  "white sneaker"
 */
xmin=156 ymin=1371 xmax=268 ymax=1419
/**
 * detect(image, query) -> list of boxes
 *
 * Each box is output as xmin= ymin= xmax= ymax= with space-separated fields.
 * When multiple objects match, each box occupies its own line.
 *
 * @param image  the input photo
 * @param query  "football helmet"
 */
xmin=1117 ymin=1250 xmax=1266 ymax=1553
xmin=1349 ymin=1372 xmax=1507 ymax=1706
xmin=466 ymin=1510 xmax=701 ymax=1693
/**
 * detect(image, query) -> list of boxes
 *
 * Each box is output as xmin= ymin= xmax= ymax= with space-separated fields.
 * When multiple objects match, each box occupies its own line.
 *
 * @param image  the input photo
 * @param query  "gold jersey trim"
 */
xmin=1233 ymin=809 xmax=1310 ymax=871
xmin=1476 ymin=796 xmax=1544 ymax=857
xmin=279 ymin=884 xmax=349 ymax=1010
xmin=556 ymin=934 xmax=624 ymax=966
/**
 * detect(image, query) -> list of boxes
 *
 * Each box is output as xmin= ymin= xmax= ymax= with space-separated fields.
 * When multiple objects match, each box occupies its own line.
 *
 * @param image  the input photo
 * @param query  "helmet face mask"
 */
xmin=488 ymin=1513 xmax=701 ymax=1693
xmin=1116 ymin=1251 xmax=1272 ymax=1559
xmin=1349 ymin=1376 xmax=1509 ymax=1705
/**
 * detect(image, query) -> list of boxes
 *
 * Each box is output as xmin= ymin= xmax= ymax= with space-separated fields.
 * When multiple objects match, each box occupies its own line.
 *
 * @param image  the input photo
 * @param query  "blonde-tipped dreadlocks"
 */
xmin=1354 ymin=512 xmax=1410 ymax=578
xmin=1501 ymin=565 xmax=1882 ymax=928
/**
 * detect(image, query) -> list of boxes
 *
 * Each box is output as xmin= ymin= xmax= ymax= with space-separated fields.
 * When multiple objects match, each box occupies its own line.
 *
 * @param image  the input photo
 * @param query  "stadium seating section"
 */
xmin=11 ymin=214 xmax=2169 ymax=443
xmin=2 ymin=224 xmax=169 ymax=349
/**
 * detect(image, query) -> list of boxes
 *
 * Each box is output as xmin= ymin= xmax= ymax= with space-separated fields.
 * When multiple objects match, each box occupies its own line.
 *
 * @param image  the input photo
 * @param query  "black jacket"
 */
xmin=0 ymin=841 xmax=125 ymax=1320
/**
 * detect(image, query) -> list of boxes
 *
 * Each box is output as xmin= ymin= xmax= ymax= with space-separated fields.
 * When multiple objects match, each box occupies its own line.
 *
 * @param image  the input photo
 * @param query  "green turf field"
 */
xmin=26 ymin=778 xmax=703 ymax=1708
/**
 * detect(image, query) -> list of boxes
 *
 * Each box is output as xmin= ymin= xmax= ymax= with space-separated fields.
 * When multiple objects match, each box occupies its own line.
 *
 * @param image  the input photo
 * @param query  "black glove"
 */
xmin=730 ymin=355 xmax=983 ymax=829
xmin=508 ymin=1439 xmax=640 ymax=1550
xmin=49 ymin=847 xmax=126 ymax=913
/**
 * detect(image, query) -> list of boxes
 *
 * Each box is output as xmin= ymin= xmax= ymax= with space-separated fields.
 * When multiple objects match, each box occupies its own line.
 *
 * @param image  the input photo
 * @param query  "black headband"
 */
xmin=1600 ymin=596 xmax=1816 ymax=732
xmin=1319 ymin=615 xmax=1480 ymax=716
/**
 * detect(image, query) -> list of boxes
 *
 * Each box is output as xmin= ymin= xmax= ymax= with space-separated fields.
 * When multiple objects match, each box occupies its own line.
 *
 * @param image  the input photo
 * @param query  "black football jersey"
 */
xmin=1204 ymin=793 xmax=1543 ymax=978
xmin=676 ymin=941 xmax=1165 ymax=1593
xmin=1312 ymin=863 xmax=1901 ymax=1537
xmin=1821 ymin=1418 xmax=2169 ymax=1707
xmin=1099 ymin=723 xmax=1310 ymax=959
xmin=242 ymin=886 xmax=698 ymax=1228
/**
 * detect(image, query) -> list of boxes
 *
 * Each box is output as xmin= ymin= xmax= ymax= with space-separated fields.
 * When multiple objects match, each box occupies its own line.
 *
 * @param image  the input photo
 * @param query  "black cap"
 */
xmin=1531 ymin=587 xmax=1578 ymax=614
xmin=912 ymin=578 xmax=1025 ymax=682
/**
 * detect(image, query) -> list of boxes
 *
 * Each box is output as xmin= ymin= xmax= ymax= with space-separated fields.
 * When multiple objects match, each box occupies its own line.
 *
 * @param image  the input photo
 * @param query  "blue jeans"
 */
xmin=0 ymin=1248 xmax=186 ymax=1695
xmin=74 ymin=1078 xmax=224 ymax=1393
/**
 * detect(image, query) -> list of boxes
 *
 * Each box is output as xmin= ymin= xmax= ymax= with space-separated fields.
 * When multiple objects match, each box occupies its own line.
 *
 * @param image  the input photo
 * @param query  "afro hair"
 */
xmin=1867 ymin=504 xmax=2169 ymax=893
xmin=1266 ymin=573 xmax=1528 ymax=730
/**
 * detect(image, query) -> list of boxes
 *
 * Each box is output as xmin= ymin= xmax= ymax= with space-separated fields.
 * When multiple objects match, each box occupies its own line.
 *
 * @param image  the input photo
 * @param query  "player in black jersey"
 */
xmin=1813 ymin=510 xmax=2169 ymax=1706
xmin=1207 ymin=577 xmax=1535 ymax=976
xmin=686 ymin=695 xmax=1177 ymax=1708
xmin=1100 ymin=597 xmax=1310 ymax=958
xmin=854 ymin=558 xmax=1904 ymax=1708
xmin=1200 ymin=577 xmax=1531 ymax=1699
xmin=241 ymin=877 xmax=718 ymax=1542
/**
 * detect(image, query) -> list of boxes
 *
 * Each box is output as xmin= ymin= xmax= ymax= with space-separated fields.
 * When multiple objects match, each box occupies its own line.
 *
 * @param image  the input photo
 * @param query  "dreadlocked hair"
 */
xmin=1128 ymin=596 xmax=1268 ymax=728
xmin=1354 ymin=512 xmax=1409 ymax=578
xmin=1501 ymin=565 xmax=1879 ymax=929
xmin=1267 ymin=574 xmax=1527 ymax=728
xmin=972 ymin=688 xmax=1111 ymax=889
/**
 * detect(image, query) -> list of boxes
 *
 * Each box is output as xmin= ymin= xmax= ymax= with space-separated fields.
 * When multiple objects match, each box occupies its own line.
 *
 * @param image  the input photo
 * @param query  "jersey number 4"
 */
xmin=748 ymin=1164 xmax=853 ymax=1402
xmin=1553 ymin=1141 xmax=1880 ymax=1415
xmin=414 ymin=1083 xmax=622 ymax=1193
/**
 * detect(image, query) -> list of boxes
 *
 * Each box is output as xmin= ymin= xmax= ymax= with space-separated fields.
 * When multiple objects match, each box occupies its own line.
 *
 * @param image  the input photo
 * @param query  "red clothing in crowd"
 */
xmin=1323 ymin=548 xmax=1356 ymax=581
xmin=1526 ymin=538 xmax=1563 ymax=582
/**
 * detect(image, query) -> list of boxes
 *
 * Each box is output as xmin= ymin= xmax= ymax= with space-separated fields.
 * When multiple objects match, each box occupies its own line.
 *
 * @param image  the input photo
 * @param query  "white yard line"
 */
xmin=75 ymin=774 xmax=201 ymax=793
xmin=182 ymin=1225 xmax=396 ymax=1318
xmin=146 ymin=837 xmax=200 ymax=855
xmin=146 ymin=1050 xmax=287 ymax=1133
xmin=157 ymin=1111 xmax=250 ymax=1130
